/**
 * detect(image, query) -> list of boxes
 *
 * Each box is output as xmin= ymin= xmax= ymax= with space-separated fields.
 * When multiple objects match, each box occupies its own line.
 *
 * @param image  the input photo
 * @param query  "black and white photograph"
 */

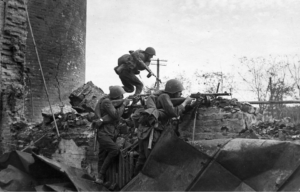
xmin=1 ymin=0 xmax=300 ymax=191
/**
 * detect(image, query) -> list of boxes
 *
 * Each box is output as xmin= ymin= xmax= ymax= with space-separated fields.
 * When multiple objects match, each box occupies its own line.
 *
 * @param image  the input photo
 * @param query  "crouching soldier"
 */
xmin=94 ymin=86 xmax=130 ymax=184
xmin=114 ymin=47 xmax=156 ymax=96
xmin=134 ymin=79 xmax=193 ymax=175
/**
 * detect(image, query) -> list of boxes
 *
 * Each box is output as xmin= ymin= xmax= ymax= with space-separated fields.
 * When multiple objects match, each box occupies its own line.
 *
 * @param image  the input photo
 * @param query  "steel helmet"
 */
xmin=109 ymin=86 xmax=125 ymax=98
xmin=164 ymin=79 xmax=184 ymax=94
xmin=145 ymin=47 xmax=156 ymax=56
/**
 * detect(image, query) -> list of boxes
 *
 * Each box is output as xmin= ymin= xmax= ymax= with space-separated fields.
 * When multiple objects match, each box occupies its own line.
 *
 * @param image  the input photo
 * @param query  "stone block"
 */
xmin=41 ymin=103 xmax=77 ymax=117
xmin=195 ymin=118 xmax=245 ymax=133
xmin=69 ymin=81 xmax=104 ymax=112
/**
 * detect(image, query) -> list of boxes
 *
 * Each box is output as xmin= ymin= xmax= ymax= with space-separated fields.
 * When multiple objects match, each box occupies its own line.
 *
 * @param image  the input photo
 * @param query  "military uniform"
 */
xmin=96 ymin=95 xmax=125 ymax=178
xmin=115 ymin=50 xmax=151 ymax=95
xmin=135 ymin=93 xmax=186 ymax=173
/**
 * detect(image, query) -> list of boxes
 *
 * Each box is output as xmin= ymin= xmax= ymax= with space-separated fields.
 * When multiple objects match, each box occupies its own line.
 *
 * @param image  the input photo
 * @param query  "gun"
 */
xmin=169 ymin=92 xmax=232 ymax=106
xmin=144 ymin=64 xmax=162 ymax=83
xmin=190 ymin=92 xmax=231 ymax=98
xmin=92 ymin=119 xmax=102 ymax=152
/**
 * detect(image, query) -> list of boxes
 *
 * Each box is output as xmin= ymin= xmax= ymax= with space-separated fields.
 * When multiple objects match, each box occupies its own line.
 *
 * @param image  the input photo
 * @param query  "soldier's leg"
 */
xmin=98 ymin=135 xmax=119 ymax=181
xmin=97 ymin=146 xmax=107 ymax=174
xmin=119 ymin=70 xmax=135 ymax=93
xmin=131 ymin=75 xmax=143 ymax=95
xmin=134 ymin=137 xmax=153 ymax=176
xmin=134 ymin=139 xmax=146 ymax=175
xmin=119 ymin=70 xmax=143 ymax=95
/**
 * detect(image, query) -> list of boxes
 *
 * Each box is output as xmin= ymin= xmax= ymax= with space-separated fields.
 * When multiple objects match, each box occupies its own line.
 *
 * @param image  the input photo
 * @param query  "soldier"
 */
xmin=114 ymin=47 xmax=156 ymax=96
xmin=94 ymin=85 xmax=130 ymax=184
xmin=134 ymin=79 xmax=193 ymax=175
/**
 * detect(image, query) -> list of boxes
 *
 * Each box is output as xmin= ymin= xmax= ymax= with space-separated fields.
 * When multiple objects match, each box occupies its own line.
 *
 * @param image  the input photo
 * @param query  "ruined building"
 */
xmin=0 ymin=0 xmax=87 ymax=153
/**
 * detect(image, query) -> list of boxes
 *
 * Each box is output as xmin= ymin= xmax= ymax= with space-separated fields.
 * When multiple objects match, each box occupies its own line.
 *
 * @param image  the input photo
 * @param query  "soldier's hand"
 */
xmin=87 ymin=112 xmax=96 ymax=122
xmin=147 ymin=73 xmax=152 ymax=78
xmin=183 ymin=96 xmax=193 ymax=106
xmin=123 ymin=99 xmax=131 ymax=106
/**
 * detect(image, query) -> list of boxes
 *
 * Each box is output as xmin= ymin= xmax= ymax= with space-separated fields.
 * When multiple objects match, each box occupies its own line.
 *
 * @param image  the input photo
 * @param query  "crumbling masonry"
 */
xmin=0 ymin=0 xmax=86 ymax=153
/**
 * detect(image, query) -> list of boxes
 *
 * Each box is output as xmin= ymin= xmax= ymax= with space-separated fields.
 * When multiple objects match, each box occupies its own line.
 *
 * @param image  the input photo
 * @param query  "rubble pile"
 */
xmin=125 ymin=127 xmax=300 ymax=191
xmin=0 ymin=151 xmax=107 ymax=191
xmin=240 ymin=119 xmax=300 ymax=140
xmin=178 ymin=96 xmax=300 ymax=142
xmin=179 ymin=97 xmax=260 ymax=140
xmin=69 ymin=81 xmax=104 ymax=113
xmin=12 ymin=81 xmax=137 ymax=179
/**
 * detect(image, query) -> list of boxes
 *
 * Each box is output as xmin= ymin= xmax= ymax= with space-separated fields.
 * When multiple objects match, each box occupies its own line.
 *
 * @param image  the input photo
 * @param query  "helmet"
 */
xmin=109 ymin=86 xmax=125 ymax=98
xmin=145 ymin=47 xmax=156 ymax=56
xmin=164 ymin=79 xmax=184 ymax=94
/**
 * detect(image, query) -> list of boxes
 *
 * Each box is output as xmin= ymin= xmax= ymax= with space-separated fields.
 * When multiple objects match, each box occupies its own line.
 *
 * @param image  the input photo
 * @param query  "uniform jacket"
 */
xmin=137 ymin=94 xmax=185 ymax=141
xmin=118 ymin=50 xmax=151 ymax=74
xmin=96 ymin=96 xmax=125 ymax=138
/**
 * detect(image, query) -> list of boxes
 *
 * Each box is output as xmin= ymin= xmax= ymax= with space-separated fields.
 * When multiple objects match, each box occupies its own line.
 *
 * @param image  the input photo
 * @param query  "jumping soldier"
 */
xmin=94 ymin=85 xmax=130 ymax=184
xmin=114 ymin=47 xmax=156 ymax=96
xmin=134 ymin=79 xmax=193 ymax=175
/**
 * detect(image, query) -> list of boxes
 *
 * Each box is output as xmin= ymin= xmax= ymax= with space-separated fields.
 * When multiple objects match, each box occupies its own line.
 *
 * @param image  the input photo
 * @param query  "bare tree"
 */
xmin=238 ymin=55 xmax=295 ymax=114
xmin=286 ymin=55 xmax=300 ymax=99
xmin=194 ymin=70 xmax=236 ymax=94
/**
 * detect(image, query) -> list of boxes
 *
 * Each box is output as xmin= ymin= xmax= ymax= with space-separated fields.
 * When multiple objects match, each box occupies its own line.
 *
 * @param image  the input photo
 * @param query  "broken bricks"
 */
xmin=69 ymin=81 xmax=104 ymax=113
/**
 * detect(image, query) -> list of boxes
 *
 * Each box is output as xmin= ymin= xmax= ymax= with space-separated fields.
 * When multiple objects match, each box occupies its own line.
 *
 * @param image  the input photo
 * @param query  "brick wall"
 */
xmin=0 ymin=0 xmax=27 ymax=153
xmin=0 ymin=0 xmax=4 ymax=153
xmin=0 ymin=0 xmax=86 ymax=154
xmin=24 ymin=0 xmax=86 ymax=122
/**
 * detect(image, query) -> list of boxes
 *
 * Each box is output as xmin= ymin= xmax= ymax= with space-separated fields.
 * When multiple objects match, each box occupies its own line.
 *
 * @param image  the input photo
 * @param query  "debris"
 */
xmin=69 ymin=81 xmax=104 ymax=113
xmin=179 ymin=97 xmax=258 ymax=140
xmin=0 ymin=151 xmax=108 ymax=191
xmin=41 ymin=104 xmax=77 ymax=120
xmin=123 ymin=127 xmax=300 ymax=191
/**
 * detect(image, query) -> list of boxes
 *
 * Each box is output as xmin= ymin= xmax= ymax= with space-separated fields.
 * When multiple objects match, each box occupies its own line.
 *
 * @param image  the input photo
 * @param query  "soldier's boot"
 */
xmin=95 ymin=173 xmax=104 ymax=185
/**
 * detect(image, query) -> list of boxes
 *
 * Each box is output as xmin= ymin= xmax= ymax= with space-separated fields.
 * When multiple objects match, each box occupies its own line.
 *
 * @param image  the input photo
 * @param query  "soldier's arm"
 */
xmin=102 ymin=99 xmax=125 ymax=121
xmin=131 ymin=51 xmax=148 ymax=70
xmin=146 ymin=95 xmax=167 ymax=119
xmin=159 ymin=94 xmax=185 ymax=118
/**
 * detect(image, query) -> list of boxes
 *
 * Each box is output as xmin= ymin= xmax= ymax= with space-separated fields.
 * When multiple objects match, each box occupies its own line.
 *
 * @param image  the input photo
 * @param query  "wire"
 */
xmin=22 ymin=0 xmax=60 ymax=137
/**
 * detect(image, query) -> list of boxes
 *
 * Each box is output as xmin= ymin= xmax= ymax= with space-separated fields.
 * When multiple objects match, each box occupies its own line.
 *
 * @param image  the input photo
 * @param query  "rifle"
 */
xmin=190 ymin=92 xmax=231 ymax=98
xmin=111 ymin=92 xmax=231 ymax=108
xmin=92 ymin=119 xmax=102 ymax=152
xmin=111 ymin=94 xmax=151 ymax=107
xmin=144 ymin=64 xmax=162 ymax=83
xmin=169 ymin=92 xmax=232 ymax=106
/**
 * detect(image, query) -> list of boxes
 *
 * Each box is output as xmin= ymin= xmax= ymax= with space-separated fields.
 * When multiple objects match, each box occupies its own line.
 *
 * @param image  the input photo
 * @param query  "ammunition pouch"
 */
xmin=137 ymin=114 xmax=163 ymax=141
xmin=114 ymin=64 xmax=125 ymax=75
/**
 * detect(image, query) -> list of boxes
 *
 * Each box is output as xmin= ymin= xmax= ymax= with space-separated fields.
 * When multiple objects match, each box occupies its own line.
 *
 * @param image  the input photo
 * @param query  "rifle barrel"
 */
xmin=242 ymin=100 xmax=300 ymax=104
xmin=190 ymin=92 xmax=231 ymax=97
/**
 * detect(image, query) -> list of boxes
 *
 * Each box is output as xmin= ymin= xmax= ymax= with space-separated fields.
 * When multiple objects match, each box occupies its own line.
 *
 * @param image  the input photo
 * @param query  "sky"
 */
xmin=86 ymin=0 xmax=300 ymax=101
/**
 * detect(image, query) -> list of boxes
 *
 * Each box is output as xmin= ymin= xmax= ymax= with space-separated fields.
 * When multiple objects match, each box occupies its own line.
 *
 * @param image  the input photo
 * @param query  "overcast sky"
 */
xmin=86 ymin=0 xmax=300 ymax=100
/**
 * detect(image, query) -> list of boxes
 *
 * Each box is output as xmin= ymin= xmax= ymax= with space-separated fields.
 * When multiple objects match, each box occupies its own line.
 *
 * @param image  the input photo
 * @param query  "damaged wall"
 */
xmin=0 ymin=0 xmax=86 ymax=154
xmin=0 ymin=0 xmax=28 ymax=154
xmin=24 ymin=0 xmax=86 ymax=122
